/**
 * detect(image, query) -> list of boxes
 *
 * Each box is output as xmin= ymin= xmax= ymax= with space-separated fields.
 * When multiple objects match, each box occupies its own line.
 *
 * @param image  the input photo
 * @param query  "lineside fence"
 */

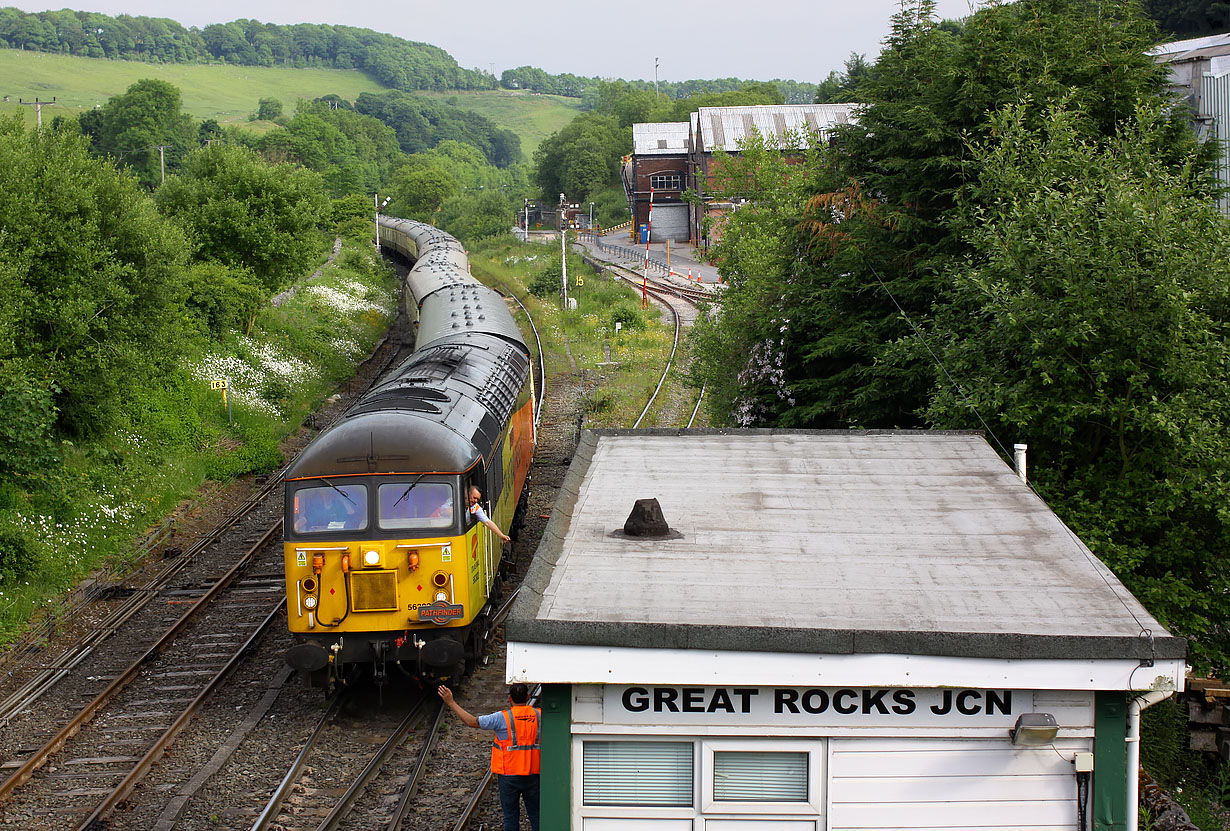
xmin=580 ymin=232 xmax=671 ymax=276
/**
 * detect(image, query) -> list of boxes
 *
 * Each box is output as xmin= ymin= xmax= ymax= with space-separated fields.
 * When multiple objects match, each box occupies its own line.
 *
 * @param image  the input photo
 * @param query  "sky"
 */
xmin=10 ymin=0 xmax=981 ymax=83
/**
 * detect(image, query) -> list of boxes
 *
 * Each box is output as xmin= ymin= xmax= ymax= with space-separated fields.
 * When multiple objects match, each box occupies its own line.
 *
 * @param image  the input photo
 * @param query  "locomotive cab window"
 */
xmin=379 ymin=481 xmax=454 ymax=530
xmin=292 ymin=483 xmax=368 ymax=533
xmin=464 ymin=472 xmax=486 ymax=527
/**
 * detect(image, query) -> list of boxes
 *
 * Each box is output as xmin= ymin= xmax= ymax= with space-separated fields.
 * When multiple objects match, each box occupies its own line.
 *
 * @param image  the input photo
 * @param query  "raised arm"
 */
xmin=437 ymin=685 xmax=480 ymax=728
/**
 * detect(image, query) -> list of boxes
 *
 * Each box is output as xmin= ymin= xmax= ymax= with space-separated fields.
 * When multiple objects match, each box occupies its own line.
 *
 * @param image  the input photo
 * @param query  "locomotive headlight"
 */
xmin=303 ymin=594 xmax=317 ymax=610
xmin=435 ymin=590 xmax=448 ymax=602
xmin=363 ymin=549 xmax=381 ymax=568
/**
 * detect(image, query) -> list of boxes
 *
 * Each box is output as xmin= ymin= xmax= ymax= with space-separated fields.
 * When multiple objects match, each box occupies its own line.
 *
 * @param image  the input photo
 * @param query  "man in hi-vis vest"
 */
xmin=438 ymin=683 xmax=541 ymax=830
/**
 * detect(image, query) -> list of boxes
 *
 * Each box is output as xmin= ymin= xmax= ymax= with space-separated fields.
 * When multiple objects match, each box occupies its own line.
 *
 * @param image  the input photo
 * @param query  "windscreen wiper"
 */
xmin=391 ymin=474 xmax=428 ymax=508
xmin=320 ymin=477 xmax=356 ymax=504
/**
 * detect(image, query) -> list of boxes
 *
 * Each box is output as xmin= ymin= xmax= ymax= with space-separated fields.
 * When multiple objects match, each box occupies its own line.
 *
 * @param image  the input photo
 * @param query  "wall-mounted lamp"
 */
xmin=1010 ymin=712 xmax=1059 ymax=745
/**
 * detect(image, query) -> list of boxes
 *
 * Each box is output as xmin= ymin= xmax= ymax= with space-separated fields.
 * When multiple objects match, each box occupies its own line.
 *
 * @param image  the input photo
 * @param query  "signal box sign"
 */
xmin=606 ymin=685 xmax=1030 ymax=728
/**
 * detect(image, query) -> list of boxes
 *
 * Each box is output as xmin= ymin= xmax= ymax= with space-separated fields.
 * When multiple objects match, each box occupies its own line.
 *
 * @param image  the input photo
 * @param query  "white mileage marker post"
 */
xmin=210 ymin=379 xmax=232 ymax=423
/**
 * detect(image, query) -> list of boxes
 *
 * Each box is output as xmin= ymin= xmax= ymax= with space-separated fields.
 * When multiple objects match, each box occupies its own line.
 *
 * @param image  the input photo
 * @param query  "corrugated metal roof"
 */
xmin=695 ymin=103 xmax=856 ymax=151
xmin=632 ymin=122 xmax=690 ymax=155
xmin=1171 ymin=43 xmax=1230 ymax=61
xmin=1153 ymin=32 xmax=1230 ymax=59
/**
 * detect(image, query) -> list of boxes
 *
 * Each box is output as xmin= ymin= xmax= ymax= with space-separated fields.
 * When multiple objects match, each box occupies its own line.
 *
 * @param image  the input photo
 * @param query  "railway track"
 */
xmin=603 ymin=261 xmax=708 ymax=428
xmin=249 ymin=686 xmax=443 ymax=831
xmin=0 ymin=253 xmax=557 ymax=831
xmin=242 ymin=590 xmax=523 ymax=831
xmin=0 ymin=517 xmax=288 ymax=829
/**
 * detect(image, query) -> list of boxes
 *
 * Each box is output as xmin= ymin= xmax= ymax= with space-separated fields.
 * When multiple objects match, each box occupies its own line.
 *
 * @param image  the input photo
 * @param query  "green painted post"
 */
xmin=540 ymin=683 xmax=572 ymax=830
xmin=1093 ymin=691 xmax=1128 ymax=831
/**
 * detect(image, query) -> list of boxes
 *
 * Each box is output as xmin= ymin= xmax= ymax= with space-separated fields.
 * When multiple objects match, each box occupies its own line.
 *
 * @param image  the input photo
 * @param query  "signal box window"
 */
xmin=583 ymin=740 xmax=694 ymax=806
xmin=650 ymin=173 xmax=682 ymax=190
xmin=379 ymin=482 xmax=454 ymax=530
xmin=293 ymin=484 xmax=367 ymax=533
xmin=713 ymin=750 xmax=808 ymax=802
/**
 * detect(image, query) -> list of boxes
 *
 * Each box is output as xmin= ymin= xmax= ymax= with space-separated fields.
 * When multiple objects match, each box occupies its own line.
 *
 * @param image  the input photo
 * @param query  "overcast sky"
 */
xmin=11 ymin=0 xmax=980 ymax=82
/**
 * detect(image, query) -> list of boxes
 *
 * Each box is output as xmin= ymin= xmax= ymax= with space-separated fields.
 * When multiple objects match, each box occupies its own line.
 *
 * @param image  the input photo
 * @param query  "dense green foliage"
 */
xmin=0 ymin=115 xmax=189 ymax=445
xmin=78 ymin=78 xmax=197 ymax=188
xmin=1146 ymin=0 xmax=1230 ymax=36
xmin=813 ymin=54 xmax=875 ymax=103
xmin=0 ymin=8 xmax=493 ymax=91
xmin=0 ymin=103 xmax=398 ymax=642
xmin=252 ymin=100 xmax=403 ymax=197
xmin=690 ymin=0 xmax=1230 ymax=672
xmin=355 ymin=90 xmax=521 ymax=167
xmin=533 ymin=113 xmax=628 ymax=203
xmin=155 ymin=143 xmax=331 ymax=292
xmin=383 ymin=140 xmax=527 ymax=243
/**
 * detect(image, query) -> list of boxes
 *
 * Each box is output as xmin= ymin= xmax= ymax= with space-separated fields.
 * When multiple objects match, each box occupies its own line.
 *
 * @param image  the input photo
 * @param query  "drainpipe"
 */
xmin=1126 ymin=689 xmax=1174 ymax=831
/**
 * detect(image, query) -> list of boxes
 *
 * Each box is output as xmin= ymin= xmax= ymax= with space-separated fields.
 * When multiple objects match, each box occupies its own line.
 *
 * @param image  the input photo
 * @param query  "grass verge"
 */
xmin=468 ymin=236 xmax=679 ymax=428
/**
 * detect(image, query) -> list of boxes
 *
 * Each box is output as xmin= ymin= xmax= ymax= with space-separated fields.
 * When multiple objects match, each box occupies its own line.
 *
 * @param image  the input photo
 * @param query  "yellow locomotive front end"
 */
xmin=283 ymin=473 xmax=505 ymax=685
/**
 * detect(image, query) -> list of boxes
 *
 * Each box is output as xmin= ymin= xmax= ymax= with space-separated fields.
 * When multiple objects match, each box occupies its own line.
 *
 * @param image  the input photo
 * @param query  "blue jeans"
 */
xmin=497 ymin=773 xmax=540 ymax=831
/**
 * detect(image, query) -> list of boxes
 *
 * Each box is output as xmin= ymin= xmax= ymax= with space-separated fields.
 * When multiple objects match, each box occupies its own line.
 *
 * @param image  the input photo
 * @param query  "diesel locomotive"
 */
xmin=282 ymin=216 xmax=534 ymax=687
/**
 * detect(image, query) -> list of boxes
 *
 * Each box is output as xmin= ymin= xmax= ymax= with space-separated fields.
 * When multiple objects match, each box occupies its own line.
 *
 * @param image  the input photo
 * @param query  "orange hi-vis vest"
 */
xmin=490 ymin=705 xmax=542 ymax=775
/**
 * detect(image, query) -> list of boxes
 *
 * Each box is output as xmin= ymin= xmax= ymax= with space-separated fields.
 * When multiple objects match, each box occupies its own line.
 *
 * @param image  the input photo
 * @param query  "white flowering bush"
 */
xmin=732 ymin=336 xmax=796 ymax=427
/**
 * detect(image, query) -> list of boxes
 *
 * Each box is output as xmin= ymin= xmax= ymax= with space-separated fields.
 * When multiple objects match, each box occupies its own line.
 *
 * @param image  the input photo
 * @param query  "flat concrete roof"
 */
xmin=508 ymin=430 xmax=1183 ymax=662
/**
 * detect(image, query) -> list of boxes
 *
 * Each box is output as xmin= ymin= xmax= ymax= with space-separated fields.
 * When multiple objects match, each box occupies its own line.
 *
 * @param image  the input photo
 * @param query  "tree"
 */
xmin=533 ymin=113 xmax=628 ymax=202
xmin=256 ymin=97 xmax=283 ymax=121
xmin=387 ymin=161 xmax=460 ymax=221
xmin=702 ymin=0 xmax=1208 ymax=431
xmin=1146 ymin=0 xmax=1230 ymax=35
xmin=814 ymin=53 xmax=875 ymax=103
xmin=437 ymin=189 xmax=515 ymax=243
xmin=81 ymin=78 xmax=195 ymax=188
xmin=155 ymin=144 xmax=330 ymax=292
xmin=924 ymin=102 xmax=1230 ymax=670
xmin=0 ymin=115 xmax=189 ymax=445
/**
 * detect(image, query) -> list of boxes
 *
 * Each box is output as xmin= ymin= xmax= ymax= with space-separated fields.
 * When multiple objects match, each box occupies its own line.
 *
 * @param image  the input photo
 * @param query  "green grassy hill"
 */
xmin=0 ymin=50 xmax=394 ymax=127
xmin=420 ymin=89 xmax=583 ymax=155
xmin=0 ymin=51 xmax=583 ymax=154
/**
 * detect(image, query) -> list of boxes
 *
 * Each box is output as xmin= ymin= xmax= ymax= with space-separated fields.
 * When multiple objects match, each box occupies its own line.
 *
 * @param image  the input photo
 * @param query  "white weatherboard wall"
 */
xmin=828 ymin=739 xmax=1085 ymax=830
xmin=571 ymin=685 xmax=1093 ymax=830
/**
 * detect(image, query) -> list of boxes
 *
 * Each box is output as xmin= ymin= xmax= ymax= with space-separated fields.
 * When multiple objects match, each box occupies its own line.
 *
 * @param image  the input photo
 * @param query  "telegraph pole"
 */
xmin=654 ymin=58 xmax=659 ymax=100
xmin=559 ymin=193 xmax=569 ymax=307
xmin=154 ymin=145 xmax=171 ymax=184
xmin=19 ymin=96 xmax=55 ymax=129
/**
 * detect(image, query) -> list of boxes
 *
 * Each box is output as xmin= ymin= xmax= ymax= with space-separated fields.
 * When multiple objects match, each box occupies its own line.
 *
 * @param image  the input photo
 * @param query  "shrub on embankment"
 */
xmin=0 ymin=115 xmax=397 ymax=642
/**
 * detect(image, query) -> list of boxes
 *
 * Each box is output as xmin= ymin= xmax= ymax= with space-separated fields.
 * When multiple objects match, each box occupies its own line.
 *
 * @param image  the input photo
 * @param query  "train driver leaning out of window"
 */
xmin=467 ymin=485 xmax=510 ymax=543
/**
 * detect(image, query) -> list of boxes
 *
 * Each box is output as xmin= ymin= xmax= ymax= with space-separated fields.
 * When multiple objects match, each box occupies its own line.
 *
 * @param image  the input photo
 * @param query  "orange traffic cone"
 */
xmin=688 ymin=269 xmax=693 ymax=281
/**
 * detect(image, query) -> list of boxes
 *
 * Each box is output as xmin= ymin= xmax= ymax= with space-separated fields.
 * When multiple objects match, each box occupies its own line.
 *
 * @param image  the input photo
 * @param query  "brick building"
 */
xmin=623 ymin=104 xmax=857 ymax=247
xmin=622 ymin=122 xmax=691 ymax=242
